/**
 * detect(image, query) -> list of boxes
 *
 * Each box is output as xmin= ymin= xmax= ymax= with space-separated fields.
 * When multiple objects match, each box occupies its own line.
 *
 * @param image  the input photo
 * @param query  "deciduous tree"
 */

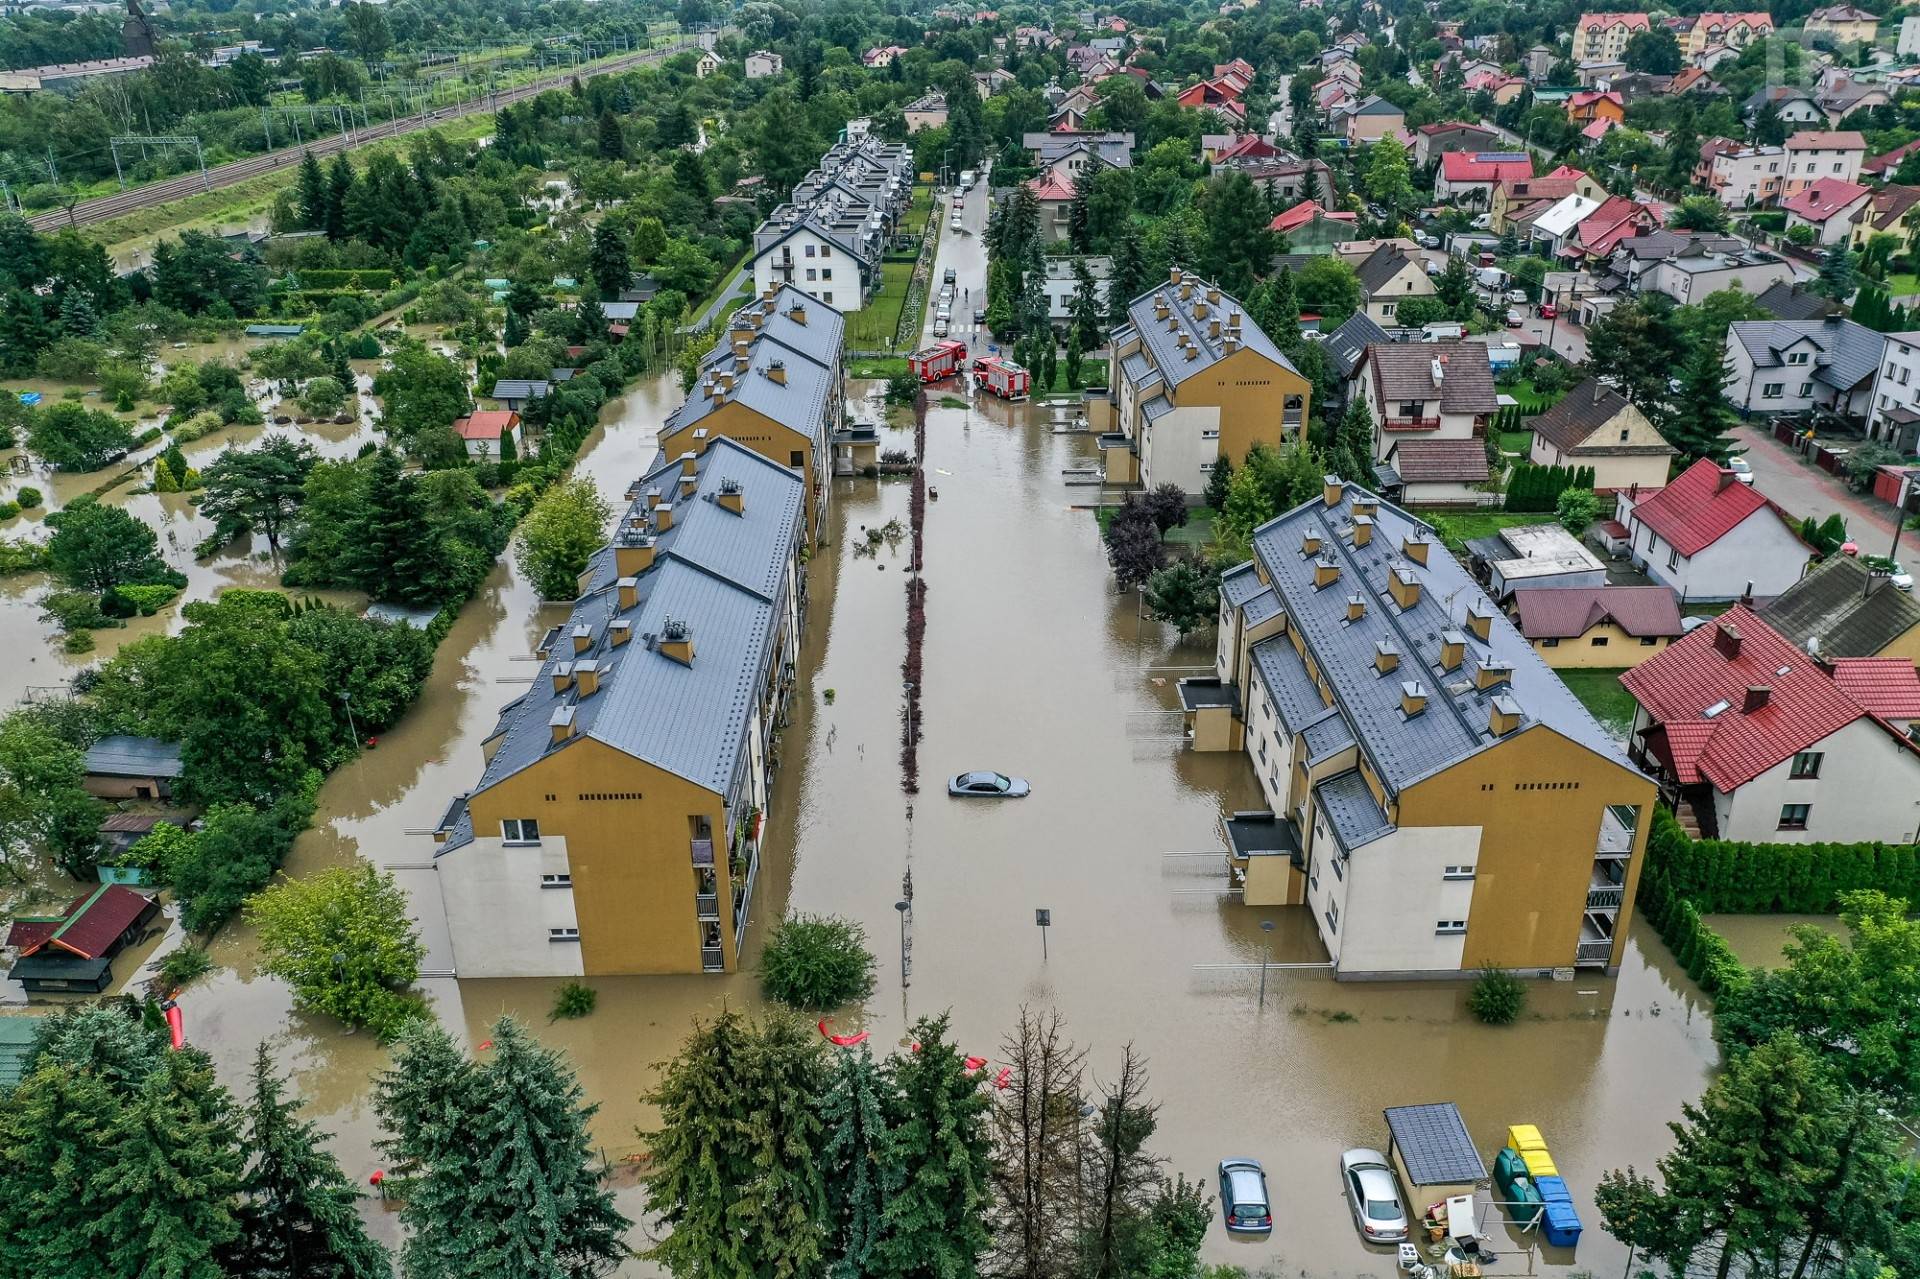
xmin=515 ymin=477 xmax=611 ymax=601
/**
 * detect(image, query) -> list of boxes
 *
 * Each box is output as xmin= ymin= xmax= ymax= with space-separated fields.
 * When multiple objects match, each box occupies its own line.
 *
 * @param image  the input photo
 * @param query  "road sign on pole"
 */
xmin=1035 ymin=908 xmax=1050 ymax=960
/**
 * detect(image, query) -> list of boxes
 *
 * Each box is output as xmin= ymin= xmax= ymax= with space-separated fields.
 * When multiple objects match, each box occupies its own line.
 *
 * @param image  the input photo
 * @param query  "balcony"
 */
xmin=690 ymin=837 xmax=715 ymax=867
xmin=1596 ymin=804 xmax=1637 ymax=858
xmin=700 ymin=945 xmax=725 ymax=972
xmin=1576 ymin=915 xmax=1616 ymax=968
xmin=1382 ymin=416 xmax=1441 ymax=432
xmin=1223 ymin=810 xmax=1303 ymax=867
xmin=1586 ymin=883 xmax=1625 ymax=912
xmin=696 ymin=893 xmax=720 ymax=919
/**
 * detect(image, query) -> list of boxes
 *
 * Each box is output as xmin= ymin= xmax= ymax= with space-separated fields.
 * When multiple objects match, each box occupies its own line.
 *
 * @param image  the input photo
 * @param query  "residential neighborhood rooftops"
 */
xmin=1512 ymin=585 xmax=1683 ymax=640
xmin=1728 ymin=317 xmax=1886 ymax=394
xmin=1440 ymin=151 xmax=1533 ymax=183
xmin=1354 ymin=245 xmax=1420 ymax=294
xmin=1391 ymin=439 xmax=1490 ymax=484
xmin=1622 ymin=607 xmax=1920 ymax=789
xmin=1528 ymin=379 xmax=1674 ymax=457
xmin=1757 ymin=553 xmax=1920 ymax=659
xmin=1786 ymin=130 xmax=1867 ymax=151
xmin=6 ymin=885 xmax=158 ymax=961
xmin=452 ymin=410 xmax=519 ymax=442
xmin=1321 ymin=312 xmax=1390 ymax=378
xmin=83 ymin=736 xmax=183 ymax=779
xmin=1781 ymin=177 xmax=1872 ymax=224
xmin=1363 ymin=342 xmax=1496 ymax=415
xmin=1755 ymin=280 xmax=1842 ymax=320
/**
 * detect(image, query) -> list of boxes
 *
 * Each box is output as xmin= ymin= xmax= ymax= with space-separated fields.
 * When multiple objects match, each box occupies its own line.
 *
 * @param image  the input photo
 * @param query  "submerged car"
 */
xmin=1339 ymin=1148 xmax=1409 ymax=1243
xmin=948 ymin=771 xmax=1030 ymax=798
xmin=1218 ymin=1158 xmax=1273 ymax=1234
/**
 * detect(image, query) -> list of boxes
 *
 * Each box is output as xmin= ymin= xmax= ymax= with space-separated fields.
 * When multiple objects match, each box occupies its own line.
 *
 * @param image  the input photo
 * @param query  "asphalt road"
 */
xmin=29 ymin=35 xmax=711 ymax=234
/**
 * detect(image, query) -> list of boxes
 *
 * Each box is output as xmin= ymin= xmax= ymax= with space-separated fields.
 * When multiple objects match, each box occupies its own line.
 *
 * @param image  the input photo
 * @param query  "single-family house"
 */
xmin=1434 ymin=152 xmax=1534 ymax=207
xmin=1758 ymin=552 xmax=1920 ymax=664
xmin=1782 ymin=130 xmax=1867 ymax=197
xmin=1782 ymin=177 xmax=1874 ymax=245
xmin=1320 ymin=312 xmax=1390 ymax=414
xmin=1354 ymin=245 xmax=1436 ymax=324
xmin=1041 ymin=255 xmax=1112 ymax=325
xmin=904 ymin=92 xmax=949 ymax=132
xmin=1268 ymin=201 xmax=1357 ymax=253
xmin=1743 ymin=85 xmax=1825 ymax=128
xmin=1613 ymin=458 xmax=1808 ymax=601
xmin=1566 ymin=90 xmax=1625 ymax=126
xmin=1806 ymin=4 xmax=1878 ymax=46
xmin=1755 ymin=280 xmax=1842 ymax=320
xmin=1026 ymin=173 xmax=1077 ymax=244
xmin=1607 ymin=232 xmax=1796 ymax=304
xmin=82 ymin=736 xmax=182 ymax=801
xmin=862 ymin=45 xmax=907 ymax=68
xmin=1707 ymin=143 xmax=1786 ymax=207
xmin=1354 ymin=342 xmax=1496 ymax=504
xmin=1529 ymin=193 xmax=1604 ymax=257
xmin=1623 ymin=609 xmax=1920 ymax=842
xmin=1526 ymin=379 xmax=1676 ymax=492
xmin=1412 ymin=122 xmax=1502 ymax=168
xmin=694 ymin=49 xmax=723 ymax=77
xmin=745 ymin=49 xmax=783 ymax=78
xmin=1847 ymin=185 xmax=1920 ymax=255
xmin=1511 ymin=586 xmax=1683 ymax=667
xmin=452 ymin=409 xmax=523 ymax=459
xmin=1343 ymin=95 xmax=1406 ymax=145
xmin=1865 ymin=329 xmax=1920 ymax=451
xmin=1724 ymin=316 xmax=1887 ymax=419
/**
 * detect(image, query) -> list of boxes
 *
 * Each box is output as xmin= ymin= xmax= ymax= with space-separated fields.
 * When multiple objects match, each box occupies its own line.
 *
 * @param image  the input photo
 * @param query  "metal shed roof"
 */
xmin=83 ymin=736 xmax=183 ymax=778
xmin=1384 ymin=1102 xmax=1487 ymax=1185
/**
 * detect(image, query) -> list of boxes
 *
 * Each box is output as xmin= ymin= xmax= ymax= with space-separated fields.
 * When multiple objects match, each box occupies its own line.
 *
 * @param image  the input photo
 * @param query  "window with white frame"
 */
xmin=1442 ymin=864 xmax=1475 ymax=880
xmin=548 ymin=926 xmax=580 ymax=941
xmin=1435 ymin=919 xmax=1468 ymax=935
xmin=1762 ymin=383 xmax=1784 ymax=398
xmin=502 ymin=819 xmax=540 ymax=844
xmin=540 ymin=872 xmax=572 ymax=888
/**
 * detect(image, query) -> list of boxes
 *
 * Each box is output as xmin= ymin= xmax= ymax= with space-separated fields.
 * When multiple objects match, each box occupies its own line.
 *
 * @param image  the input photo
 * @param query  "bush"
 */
xmin=158 ymin=945 xmax=214 ymax=989
xmin=1642 ymin=805 xmax=1920 ymax=914
xmin=1467 ymin=970 xmax=1527 ymax=1025
xmin=15 ymin=487 xmax=41 ymax=510
xmin=40 ymin=589 xmax=114 ymax=632
xmin=0 ymin=501 xmax=18 ymax=521
xmin=118 ymin=583 xmax=181 ymax=616
xmin=551 ymin=981 xmax=598 ymax=1020
xmin=759 ymin=913 xmax=877 ymax=1011
xmin=248 ymin=862 xmax=427 ymax=1038
xmin=171 ymin=787 xmax=317 ymax=933
xmin=62 ymin=629 xmax=94 ymax=653
xmin=169 ymin=410 xmax=225 ymax=443
xmin=1556 ymin=487 xmax=1600 ymax=535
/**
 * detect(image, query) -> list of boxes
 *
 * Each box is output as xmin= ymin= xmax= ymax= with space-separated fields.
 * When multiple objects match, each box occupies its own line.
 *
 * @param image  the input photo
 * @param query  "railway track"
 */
xmin=28 ymin=36 xmax=703 ymax=233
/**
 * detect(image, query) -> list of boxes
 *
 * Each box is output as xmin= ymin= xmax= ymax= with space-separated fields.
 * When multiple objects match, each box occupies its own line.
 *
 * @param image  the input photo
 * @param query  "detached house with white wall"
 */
xmin=1623 ymin=608 xmax=1920 ymax=843
xmin=1613 ymin=458 xmax=1808 ymax=602
xmin=1354 ymin=343 xmax=1496 ymax=505
xmin=1724 ymin=316 xmax=1886 ymax=419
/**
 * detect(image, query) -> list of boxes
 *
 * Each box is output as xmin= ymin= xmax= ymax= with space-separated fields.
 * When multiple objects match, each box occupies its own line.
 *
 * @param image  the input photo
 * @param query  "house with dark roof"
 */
xmin=6 ymin=885 xmax=159 ymax=992
xmin=1847 ymin=184 xmax=1920 ymax=255
xmin=1354 ymin=342 xmax=1495 ymax=505
xmin=1093 ymin=267 xmax=1311 ymax=497
xmin=1354 ymin=245 xmax=1435 ymax=325
xmin=434 ymin=438 xmax=806 ymax=977
xmin=1613 ymin=458 xmax=1808 ymax=601
xmin=1195 ymin=478 xmax=1657 ymax=975
xmin=82 ymin=736 xmax=182 ymax=801
xmin=1758 ymin=552 xmax=1920 ymax=665
xmin=1526 ymin=379 xmax=1675 ymax=491
xmin=1723 ymin=315 xmax=1886 ymax=420
xmin=1754 ymin=280 xmax=1841 ymax=321
xmin=1623 ymin=609 xmax=1920 ymax=841
xmin=1511 ymin=585 xmax=1683 ymax=667
xmin=659 ymin=286 xmax=844 ymax=547
xmin=1342 ymin=94 xmax=1406 ymax=145
xmin=1866 ymin=329 xmax=1920 ymax=452
xmin=1412 ymin=121 xmax=1502 ymax=167
xmin=1320 ymin=312 xmax=1390 ymax=407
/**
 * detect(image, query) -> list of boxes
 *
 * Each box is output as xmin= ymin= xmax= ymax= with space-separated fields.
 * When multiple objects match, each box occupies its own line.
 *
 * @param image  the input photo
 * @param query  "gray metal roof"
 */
xmin=1121 ymin=272 xmax=1300 ymax=393
xmin=1302 ymin=714 xmax=1357 ymax=764
xmin=491 ymin=379 xmax=551 ymax=400
xmin=1221 ymin=562 xmax=1265 ymax=608
xmin=1245 ymin=482 xmax=1637 ymax=794
xmin=1249 ymin=635 xmax=1329 ymax=734
xmin=1759 ymin=552 xmax=1920 ymax=658
xmin=1314 ymin=770 xmax=1392 ymax=848
xmin=1243 ymin=587 xmax=1282 ymax=625
xmin=668 ymin=302 xmax=839 ymax=454
xmin=1729 ymin=318 xmax=1886 ymax=393
xmin=1384 ymin=1103 xmax=1487 ymax=1186
xmin=1323 ymin=312 xmax=1391 ymax=378
xmin=84 ymin=736 xmax=183 ymax=778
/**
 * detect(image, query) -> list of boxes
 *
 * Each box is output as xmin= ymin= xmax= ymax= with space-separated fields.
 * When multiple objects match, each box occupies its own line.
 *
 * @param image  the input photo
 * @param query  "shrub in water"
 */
xmin=551 ymin=981 xmax=597 ymax=1020
xmin=159 ymin=945 xmax=214 ymax=989
xmin=1468 ymin=969 xmax=1527 ymax=1025
xmin=15 ymin=487 xmax=41 ymax=510
xmin=760 ymin=913 xmax=877 ymax=1011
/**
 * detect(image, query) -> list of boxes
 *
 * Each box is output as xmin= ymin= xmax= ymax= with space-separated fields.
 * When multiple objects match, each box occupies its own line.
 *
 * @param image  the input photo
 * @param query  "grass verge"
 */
xmin=850 ymin=356 xmax=909 ymax=379
xmin=1424 ymin=509 xmax=1536 ymax=553
xmin=1555 ymin=668 xmax=1636 ymax=736
xmin=848 ymin=261 xmax=914 ymax=349
xmin=1033 ymin=358 xmax=1108 ymax=399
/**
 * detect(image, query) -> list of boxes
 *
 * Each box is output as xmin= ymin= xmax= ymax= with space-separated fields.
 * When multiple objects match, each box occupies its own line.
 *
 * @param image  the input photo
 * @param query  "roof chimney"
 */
xmin=653 ymin=500 xmax=675 ymax=533
xmin=680 ymin=451 xmax=700 ymax=478
xmin=1475 ymin=655 xmax=1513 ymax=691
xmin=551 ymin=660 xmax=574 ymax=694
xmin=1346 ymin=594 xmax=1366 ymax=621
xmin=1169 ymin=266 xmax=1183 ymax=285
xmin=716 ymin=476 xmax=744 ymax=514
xmin=1743 ymin=684 xmax=1771 ymax=713
xmin=789 ymin=301 xmax=807 ymax=325
xmin=615 ymin=538 xmax=655 ymax=577
xmin=1313 ymin=554 xmax=1340 ymax=589
xmin=1388 ymin=565 xmax=1421 ymax=609
xmin=1401 ymin=680 xmax=1428 ymax=718
xmin=1352 ymin=495 xmax=1379 ymax=519
xmin=1402 ymin=533 xmax=1431 ymax=565
xmin=1352 ymin=514 xmax=1374 ymax=547
xmin=1439 ymin=629 xmax=1466 ymax=671
xmin=679 ymin=471 xmax=699 ymax=499
xmin=617 ymin=576 xmax=640 ymax=610
xmin=767 ymin=359 xmax=787 ymax=385
xmin=609 ymin=619 xmax=632 ymax=647
xmin=1374 ymin=639 xmax=1400 ymax=674
xmin=1322 ymin=475 xmax=1343 ymax=506
xmin=1489 ymin=694 xmax=1522 ymax=737
xmin=1716 ymin=467 xmax=1737 ymax=492
xmin=659 ymin=616 xmax=695 ymax=666
xmin=1209 ymin=317 xmax=1221 ymax=339
xmin=1184 ymin=345 xmax=1198 ymax=361
xmin=1302 ymin=529 xmax=1322 ymax=555
xmin=1207 ymin=287 xmax=1221 ymax=304
xmin=1465 ymin=602 xmax=1493 ymax=642
xmin=1713 ymin=621 xmax=1743 ymax=659
xmin=574 ymin=659 xmax=601 ymax=698
xmin=549 ymin=704 xmax=577 ymax=743
xmin=571 ymin=624 xmax=592 ymax=655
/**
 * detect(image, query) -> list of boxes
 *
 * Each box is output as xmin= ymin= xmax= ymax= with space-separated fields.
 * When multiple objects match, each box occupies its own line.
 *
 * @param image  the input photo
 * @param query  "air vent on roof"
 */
xmin=1489 ymin=694 xmax=1522 ymax=738
xmin=1401 ymin=681 xmax=1428 ymax=718
xmin=1352 ymin=515 xmax=1374 ymax=547
xmin=1346 ymin=594 xmax=1366 ymax=622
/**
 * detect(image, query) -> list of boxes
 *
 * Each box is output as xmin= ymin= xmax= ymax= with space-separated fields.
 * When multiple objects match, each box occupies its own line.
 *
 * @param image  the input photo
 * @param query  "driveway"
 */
xmin=1518 ymin=312 xmax=1588 ymax=363
xmin=1734 ymin=421 xmax=1901 ymax=547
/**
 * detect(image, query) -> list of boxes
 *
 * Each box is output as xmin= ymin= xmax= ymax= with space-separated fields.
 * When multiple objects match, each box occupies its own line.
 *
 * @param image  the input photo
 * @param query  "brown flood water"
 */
xmin=134 ymin=362 xmax=1728 ymax=1276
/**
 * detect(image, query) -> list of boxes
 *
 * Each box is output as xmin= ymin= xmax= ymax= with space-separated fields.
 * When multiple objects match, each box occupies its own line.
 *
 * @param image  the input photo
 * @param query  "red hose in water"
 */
xmin=817 ymin=1018 xmax=870 ymax=1047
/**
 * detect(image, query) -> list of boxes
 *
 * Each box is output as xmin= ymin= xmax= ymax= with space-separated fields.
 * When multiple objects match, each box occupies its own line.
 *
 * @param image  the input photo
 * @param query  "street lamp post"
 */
xmin=1258 ymin=919 xmax=1275 ymax=1008
xmin=894 ymin=899 xmax=910 ymax=988
xmin=341 ymin=690 xmax=358 ymax=748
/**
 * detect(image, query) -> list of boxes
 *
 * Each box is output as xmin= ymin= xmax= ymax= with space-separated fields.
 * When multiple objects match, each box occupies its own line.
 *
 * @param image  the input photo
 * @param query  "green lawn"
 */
xmin=1498 ymin=429 xmax=1532 ymax=456
xmin=900 ymin=185 xmax=934 ymax=237
xmin=689 ymin=254 xmax=752 ymax=328
xmin=1033 ymin=358 xmax=1108 ymax=398
xmin=849 ymin=356 xmax=909 ymax=379
xmin=1498 ymin=377 xmax=1566 ymax=413
xmin=1556 ymin=668 xmax=1637 ymax=736
xmin=846 ymin=261 xmax=915 ymax=349
xmin=1424 ymin=509 xmax=1539 ymax=553
xmin=1886 ymin=272 xmax=1920 ymax=297
xmin=1092 ymin=504 xmax=1216 ymax=548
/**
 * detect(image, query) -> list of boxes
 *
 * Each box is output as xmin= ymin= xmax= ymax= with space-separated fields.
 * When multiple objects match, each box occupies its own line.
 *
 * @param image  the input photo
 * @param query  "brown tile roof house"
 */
xmin=1389 ymin=438 xmax=1489 ymax=484
xmin=1365 ymin=342 xmax=1496 ymax=417
xmin=1758 ymin=552 xmax=1920 ymax=661
xmin=1527 ymin=379 xmax=1675 ymax=490
xmin=1512 ymin=585 xmax=1684 ymax=640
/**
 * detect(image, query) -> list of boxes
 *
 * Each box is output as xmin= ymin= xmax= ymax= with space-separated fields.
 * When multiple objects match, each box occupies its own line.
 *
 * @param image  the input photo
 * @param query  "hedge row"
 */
xmin=1505 ymin=463 xmax=1595 ymax=513
xmin=288 ymin=269 xmax=395 ymax=288
xmin=1638 ymin=866 xmax=1747 ymax=996
xmin=1644 ymin=806 xmax=1920 ymax=914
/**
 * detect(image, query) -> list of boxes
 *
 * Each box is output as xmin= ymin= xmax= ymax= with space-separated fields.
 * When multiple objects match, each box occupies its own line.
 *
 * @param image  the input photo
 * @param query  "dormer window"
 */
xmin=1787 ymin=351 xmax=1809 ymax=365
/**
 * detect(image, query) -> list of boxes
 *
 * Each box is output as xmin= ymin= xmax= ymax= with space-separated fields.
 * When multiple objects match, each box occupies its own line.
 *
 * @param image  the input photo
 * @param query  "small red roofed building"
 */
xmin=1782 ymin=177 xmax=1874 ymax=245
xmin=1566 ymin=90 xmax=1626 ymax=126
xmin=5 ymin=884 xmax=160 ymax=992
xmin=452 ymin=409 xmax=523 ymax=459
xmin=1510 ymin=585 xmax=1683 ymax=667
xmin=1434 ymin=152 xmax=1535 ymax=206
xmin=1622 ymin=608 xmax=1920 ymax=841
xmin=1613 ymin=458 xmax=1808 ymax=602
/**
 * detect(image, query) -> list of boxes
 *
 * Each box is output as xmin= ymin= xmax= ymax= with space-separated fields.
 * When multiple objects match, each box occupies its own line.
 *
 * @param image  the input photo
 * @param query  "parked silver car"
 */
xmin=1339 ymin=1148 xmax=1409 ymax=1243
xmin=948 ymin=771 xmax=1030 ymax=798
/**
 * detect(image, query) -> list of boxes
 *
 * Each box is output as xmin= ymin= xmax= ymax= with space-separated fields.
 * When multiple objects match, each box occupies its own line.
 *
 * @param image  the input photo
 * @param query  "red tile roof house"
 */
xmin=1568 ymin=195 xmax=1664 ymax=261
xmin=1433 ymin=152 xmax=1534 ymax=206
xmin=5 ymin=884 xmax=160 ymax=993
xmin=1781 ymin=177 xmax=1873 ymax=245
xmin=1622 ymin=608 xmax=1920 ymax=842
xmin=451 ymin=409 xmax=523 ymax=460
xmin=1025 ymin=173 xmax=1077 ymax=243
xmin=1613 ymin=458 xmax=1809 ymax=602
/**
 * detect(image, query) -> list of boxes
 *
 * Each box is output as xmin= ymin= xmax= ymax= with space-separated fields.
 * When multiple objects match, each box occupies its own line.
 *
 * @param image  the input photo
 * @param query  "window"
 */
xmin=804 ymin=244 xmax=815 ymax=257
xmin=1762 ymin=383 xmax=1784 ymax=399
xmin=1397 ymin=401 xmax=1423 ymax=418
xmin=1443 ymin=864 xmax=1475 ymax=880
xmin=1790 ymin=750 xmax=1823 ymax=779
xmin=1435 ymin=919 xmax=1468 ymax=935
xmin=1202 ymin=427 xmax=1220 ymax=440
xmin=1541 ymin=637 xmax=1559 ymax=647
xmin=502 ymin=819 xmax=540 ymax=844
xmin=790 ymin=450 xmax=805 ymax=467
xmin=1640 ymin=635 xmax=1659 ymax=645
xmin=1619 ymin=428 xmax=1630 ymax=442
xmin=1779 ymin=804 xmax=1812 ymax=830
xmin=1382 ymin=301 xmax=1395 ymax=317
xmin=821 ymin=268 xmax=832 ymax=280
xmin=540 ymin=873 xmax=572 ymax=888
xmin=1589 ymin=635 xmax=1610 ymax=647
xmin=1199 ymin=461 xmax=1215 ymax=473
xmin=1324 ymin=901 xmax=1339 ymax=933
xmin=1900 ymin=366 xmax=1910 ymax=385
xmin=820 ymin=245 xmax=831 ymax=258
xmin=1332 ymin=854 xmax=1345 ymax=880
xmin=1789 ymin=351 xmax=1811 ymax=365
xmin=548 ymin=926 xmax=580 ymax=942
xmin=1667 ymin=545 xmax=1680 ymax=569
xmin=805 ymin=268 xmax=816 ymax=281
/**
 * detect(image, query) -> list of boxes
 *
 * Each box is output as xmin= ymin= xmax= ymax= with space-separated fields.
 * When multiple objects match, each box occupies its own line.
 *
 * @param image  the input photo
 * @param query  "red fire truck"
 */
xmin=908 ymin=340 xmax=968 ymax=382
xmin=972 ymin=355 xmax=1031 ymax=400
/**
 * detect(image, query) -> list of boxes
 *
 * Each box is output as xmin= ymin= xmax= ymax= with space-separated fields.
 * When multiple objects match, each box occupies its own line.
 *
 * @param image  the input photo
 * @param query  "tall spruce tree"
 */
xmin=298 ymin=152 xmax=329 ymax=230
xmin=230 ymin=1044 xmax=390 ymax=1279
xmin=1332 ymin=398 xmax=1377 ymax=484
xmin=1202 ymin=170 xmax=1272 ymax=298
xmin=1108 ymin=225 xmax=1148 ymax=329
xmin=589 ymin=223 xmax=632 ymax=301
xmin=869 ymin=1015 xmax=993 ymax=1279
xmin=1660 ymin=342 xmax=1740 ymax=465
xmin=346 ymin=448 xmax=450 ymax=605
xmin=375 ymin=1021 xmax=482 ymax=1279
xmin=324 ymin=155 xmax=354 ymax=242
xmin=821 ymin=1047 xmax=897 ymax=1279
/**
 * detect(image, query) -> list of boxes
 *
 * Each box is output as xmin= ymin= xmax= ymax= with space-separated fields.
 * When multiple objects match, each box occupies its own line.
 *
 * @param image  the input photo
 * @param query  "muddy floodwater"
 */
xmin=85 ymin=359 xmax=1721 ymax=1276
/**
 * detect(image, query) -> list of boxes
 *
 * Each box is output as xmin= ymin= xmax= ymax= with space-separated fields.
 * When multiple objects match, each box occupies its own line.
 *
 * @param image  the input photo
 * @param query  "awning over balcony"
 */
xmin=1177 ymin=677 xmax=1239 ymax=712
xmin=1224 ymin=810 xmax=1303 ymax=865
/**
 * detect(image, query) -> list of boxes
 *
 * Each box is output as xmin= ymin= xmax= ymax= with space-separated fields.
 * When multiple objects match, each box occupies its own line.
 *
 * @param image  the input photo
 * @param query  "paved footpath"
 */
xmin=1734 ymin=421 xmax=1901 ymax=547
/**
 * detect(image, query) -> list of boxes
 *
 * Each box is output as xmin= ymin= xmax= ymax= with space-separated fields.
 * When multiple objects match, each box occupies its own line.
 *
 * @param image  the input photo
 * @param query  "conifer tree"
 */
xmin=870 ymin=1014 xmax=993 ymax=1279
xmin=230 ymin=1043 xmax=390 ymax=1279
xmin=346 ymin=448 xmax=451 ymax=605
xmin=375 ymin=1020 xmax=480 ymax=1279
xmin=821 ymin=1047 xmax=896 ymax=1279
xmin=1660 ymin=342 xmax=1740 ymax=465
xmin=298 ymin=152 xmax=329 ymax=230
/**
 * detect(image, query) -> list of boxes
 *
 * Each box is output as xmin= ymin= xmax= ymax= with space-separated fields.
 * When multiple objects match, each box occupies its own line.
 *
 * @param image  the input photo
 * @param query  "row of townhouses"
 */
xmin=434 ymin=285 xmax=859 ymax=977
xmin=749 ymin=133 xmax=916 ymax=315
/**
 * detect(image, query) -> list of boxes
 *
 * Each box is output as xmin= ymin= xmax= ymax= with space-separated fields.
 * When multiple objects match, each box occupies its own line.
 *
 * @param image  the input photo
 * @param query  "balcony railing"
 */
xmin=1586 ymin=885 xmax=1624 ymax=912
xmin=696 ymin=893 xmax=720 ymax=919
xmin=1575 ymin=939 xmax=1614 ymax=965
xmin=700 ymin=945 xmax=725 ymax=972
xmin=690 ymin=838 xmax=714 ymax=867
xmin=1382 ymin=416 xmax=1441 ymax=432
